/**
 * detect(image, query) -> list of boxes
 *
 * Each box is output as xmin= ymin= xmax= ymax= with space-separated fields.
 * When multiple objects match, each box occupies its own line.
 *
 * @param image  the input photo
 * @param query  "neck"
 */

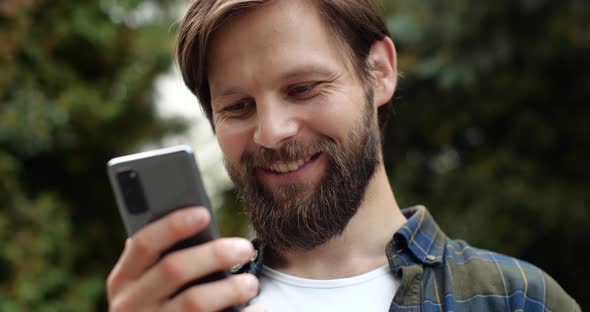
xmin=264 ymin=164 xmax=407 ymax=279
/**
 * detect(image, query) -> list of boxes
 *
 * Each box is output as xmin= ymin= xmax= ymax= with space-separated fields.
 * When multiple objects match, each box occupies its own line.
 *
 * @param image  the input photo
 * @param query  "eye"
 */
xmin=226 ymin=100 xmax=249 ymax=111
xmin=287 ymin=82 xmax=321 ymax=98
xmin=222 ymin=98 xmax=255 ymax=118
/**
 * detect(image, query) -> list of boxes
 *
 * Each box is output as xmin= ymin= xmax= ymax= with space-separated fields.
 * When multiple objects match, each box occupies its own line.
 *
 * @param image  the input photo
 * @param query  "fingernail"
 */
xmin=242 ymin=274 xmax=258 ymax=295
xmin=233 ymin=239 xmax=253 ymax=259
xmin=186 ymin=208 xmax=205 ymax=225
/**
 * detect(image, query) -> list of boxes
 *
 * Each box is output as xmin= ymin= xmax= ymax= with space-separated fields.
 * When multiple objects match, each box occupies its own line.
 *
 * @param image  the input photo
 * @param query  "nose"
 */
xmin=253 ymin=99 xmax=300 ymax=149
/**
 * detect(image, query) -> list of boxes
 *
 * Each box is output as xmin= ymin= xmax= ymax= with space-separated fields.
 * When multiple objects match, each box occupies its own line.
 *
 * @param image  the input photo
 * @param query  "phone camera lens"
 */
xmin=117 ymin=169 xmax=148 ymax=214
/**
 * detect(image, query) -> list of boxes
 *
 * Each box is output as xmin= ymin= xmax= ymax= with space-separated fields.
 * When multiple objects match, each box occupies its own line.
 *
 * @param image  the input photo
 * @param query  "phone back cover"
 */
xmin=107 ymin=145 xmax=216 ymax=237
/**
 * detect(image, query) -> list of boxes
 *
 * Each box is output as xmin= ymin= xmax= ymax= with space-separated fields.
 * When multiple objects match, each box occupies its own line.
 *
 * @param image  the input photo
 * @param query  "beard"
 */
xmin=225 ymin=93 xmax=381 ymax=254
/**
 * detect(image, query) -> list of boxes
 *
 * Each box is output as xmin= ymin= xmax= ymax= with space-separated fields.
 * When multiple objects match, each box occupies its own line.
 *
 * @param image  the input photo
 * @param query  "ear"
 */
xmin=367 ymin=36 xmax=397 ymax=108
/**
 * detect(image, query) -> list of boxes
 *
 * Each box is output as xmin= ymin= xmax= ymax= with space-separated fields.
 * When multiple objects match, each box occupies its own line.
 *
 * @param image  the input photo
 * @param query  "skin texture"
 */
xmin=225 ymin=104 xmax=382 ymax=253
xmin=107 ymin=0 xmax=405 ymax=311
xmin=207 ymin=0 xmax=405 ymax=277
xmin=208 ymin=0 xmax=382 ymax=253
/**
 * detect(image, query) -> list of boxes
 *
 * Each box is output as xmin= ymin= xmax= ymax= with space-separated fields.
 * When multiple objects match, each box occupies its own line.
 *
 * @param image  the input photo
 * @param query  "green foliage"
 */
xmin=216 ymin=189 xmax=251 ymax=238
xmin=0 ymin=0 xmax=184 ymax=309
xmin=0 ymin=0 xmax=587 ymax=310
xmin=382 ymin=0 xmax=589 ymax=307
xmin=0 ymin=192 xmax=103 ymax=311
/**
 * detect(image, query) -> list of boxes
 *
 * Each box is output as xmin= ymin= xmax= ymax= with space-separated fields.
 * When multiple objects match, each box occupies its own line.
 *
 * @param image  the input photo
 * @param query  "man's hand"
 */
xmin=107 ymin=206 xmax=264 ymax=311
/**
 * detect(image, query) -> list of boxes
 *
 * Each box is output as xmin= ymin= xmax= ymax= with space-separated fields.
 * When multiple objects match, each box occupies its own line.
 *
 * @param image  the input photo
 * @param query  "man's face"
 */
xmin=207 ymin=0 xmax=381 ymax=252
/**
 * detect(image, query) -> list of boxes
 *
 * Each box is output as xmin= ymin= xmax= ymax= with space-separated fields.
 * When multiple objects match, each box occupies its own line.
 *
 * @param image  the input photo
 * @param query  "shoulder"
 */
xmin=442 ymin=238 xmax=580 ymax=311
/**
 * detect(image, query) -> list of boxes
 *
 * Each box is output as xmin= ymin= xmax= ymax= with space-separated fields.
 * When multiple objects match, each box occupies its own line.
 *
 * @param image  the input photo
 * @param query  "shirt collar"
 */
xmin=388 ymin=205 xmax=446 ymax=266
xmin=238 ymin=205 xmax=446 ymax=277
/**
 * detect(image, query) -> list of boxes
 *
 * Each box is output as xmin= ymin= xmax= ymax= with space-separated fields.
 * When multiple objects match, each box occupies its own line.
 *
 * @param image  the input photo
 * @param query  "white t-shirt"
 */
xmin=250 ymin=264 xmax=399 ymax=311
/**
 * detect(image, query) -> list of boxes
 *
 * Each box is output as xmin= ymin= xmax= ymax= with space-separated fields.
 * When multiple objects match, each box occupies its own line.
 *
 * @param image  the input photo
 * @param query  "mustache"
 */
xmin=239 ymin=136 xmax=336 ymax=169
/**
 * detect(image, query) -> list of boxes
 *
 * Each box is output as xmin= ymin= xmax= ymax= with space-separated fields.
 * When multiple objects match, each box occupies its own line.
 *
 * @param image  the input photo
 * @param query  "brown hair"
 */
xmin=176 ymin=0 xmax=392 ymax=132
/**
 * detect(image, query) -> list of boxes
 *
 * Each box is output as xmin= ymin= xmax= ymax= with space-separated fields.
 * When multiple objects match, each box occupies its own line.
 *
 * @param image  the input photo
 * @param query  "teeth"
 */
xmin=286 ymin=163 xmax=297 ymax=172
xmin=279 ymin=163 xmax=289 ymax=172
xmin=269 ymin=157 xmax=310 ymax=173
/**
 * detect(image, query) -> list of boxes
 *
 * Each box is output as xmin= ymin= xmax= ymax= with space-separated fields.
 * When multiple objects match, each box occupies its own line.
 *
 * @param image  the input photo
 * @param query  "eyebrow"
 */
xmin=278 ymin=64 xmax=334 ymax=81
xmin=219 ymin=87 xmax=242 ymax=97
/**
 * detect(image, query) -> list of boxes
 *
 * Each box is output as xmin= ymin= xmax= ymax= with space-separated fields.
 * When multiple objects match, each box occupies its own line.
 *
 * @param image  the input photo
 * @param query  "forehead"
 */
xmin=206 ymin=0 xmax=354 ymax=97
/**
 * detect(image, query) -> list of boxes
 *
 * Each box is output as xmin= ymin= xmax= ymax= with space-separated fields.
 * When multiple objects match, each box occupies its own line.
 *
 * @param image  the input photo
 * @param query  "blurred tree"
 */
xmin=382 ymin=0 xmax=589 ymax=308
xmin=0 ymin=0 xmax=185 ymax=310
xmin=0 ymin=0 xmax=588 ymax=310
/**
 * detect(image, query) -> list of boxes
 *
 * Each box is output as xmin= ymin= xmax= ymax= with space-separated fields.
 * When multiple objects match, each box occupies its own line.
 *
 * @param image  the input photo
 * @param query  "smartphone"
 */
xmin=107 ymin=145 xmax=238 ymax=309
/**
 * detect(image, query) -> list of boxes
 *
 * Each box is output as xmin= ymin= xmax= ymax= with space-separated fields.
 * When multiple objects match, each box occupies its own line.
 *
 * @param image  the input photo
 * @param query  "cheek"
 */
xmin=305 ymin=93 xmax=363 ymax=143
xmin=216 ymin=127 xmax=249 ymax=165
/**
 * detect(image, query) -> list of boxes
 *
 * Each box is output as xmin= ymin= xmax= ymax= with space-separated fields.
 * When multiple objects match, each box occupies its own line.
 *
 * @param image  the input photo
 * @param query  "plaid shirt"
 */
xmin=236 ymin=205 xmax=580 ymax=311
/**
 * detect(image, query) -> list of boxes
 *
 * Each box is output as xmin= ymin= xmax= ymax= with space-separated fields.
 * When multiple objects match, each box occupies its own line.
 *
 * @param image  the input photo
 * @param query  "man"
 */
xmin=107 ymin=0 xmax=580 ymax=311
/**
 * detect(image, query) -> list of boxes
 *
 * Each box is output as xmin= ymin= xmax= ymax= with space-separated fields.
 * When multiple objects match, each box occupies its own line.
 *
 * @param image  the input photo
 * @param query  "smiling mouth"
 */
xmin=265 ymin=153 xmax=321 ymax=174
